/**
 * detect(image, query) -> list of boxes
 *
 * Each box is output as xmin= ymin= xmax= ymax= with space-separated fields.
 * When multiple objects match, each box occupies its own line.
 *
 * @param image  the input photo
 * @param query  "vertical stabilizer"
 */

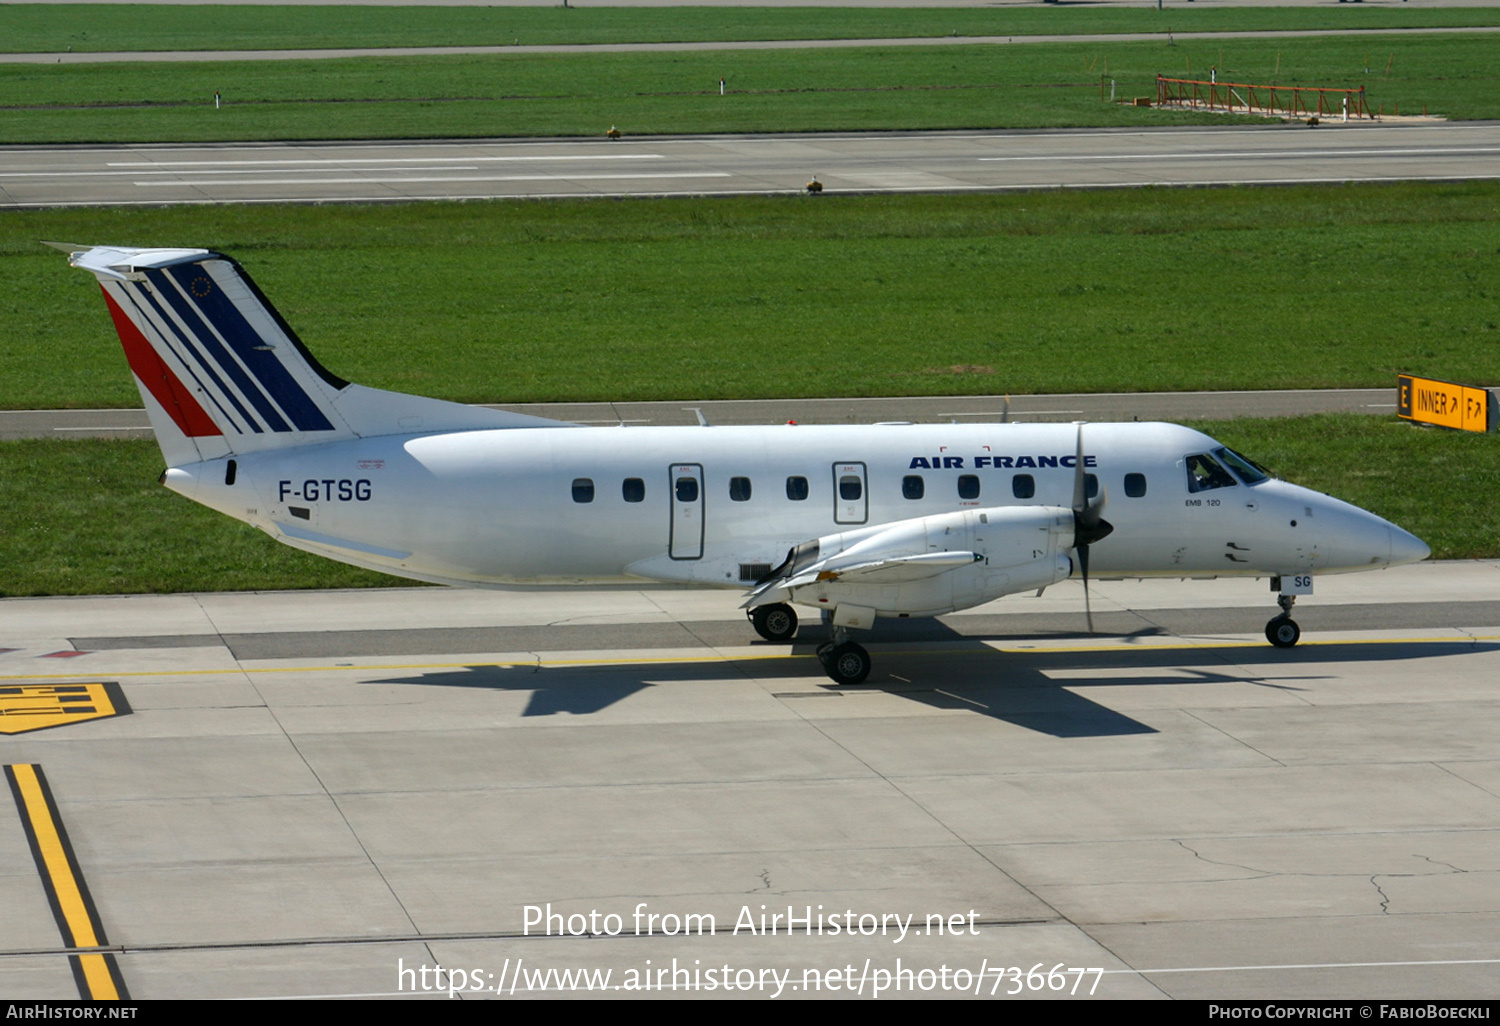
xmin=64 ymin=244 xmax=565 ymax=468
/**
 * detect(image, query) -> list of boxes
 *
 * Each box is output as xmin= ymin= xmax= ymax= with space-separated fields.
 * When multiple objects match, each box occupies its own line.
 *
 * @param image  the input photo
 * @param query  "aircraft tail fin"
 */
xmin=64 ymin=244 xmax=561 ymax=467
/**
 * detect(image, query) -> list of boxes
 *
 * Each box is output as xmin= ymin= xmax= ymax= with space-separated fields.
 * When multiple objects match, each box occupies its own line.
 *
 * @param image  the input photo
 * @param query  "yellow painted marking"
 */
xmin=0 ymin=633 xmax=1495 ymax=683
xmin=7 ymin=764 xmax=121 ymax=1000
xmin=76 ymin=953 xmax=120 ymax=998
xmin=0 ymin=682 xmax=123 ymax=734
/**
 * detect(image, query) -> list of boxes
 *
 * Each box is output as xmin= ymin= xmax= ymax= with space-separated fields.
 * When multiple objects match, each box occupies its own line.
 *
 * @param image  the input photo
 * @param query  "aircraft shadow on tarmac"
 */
xmin=363 ymin=624 xmax=1492 ymax=739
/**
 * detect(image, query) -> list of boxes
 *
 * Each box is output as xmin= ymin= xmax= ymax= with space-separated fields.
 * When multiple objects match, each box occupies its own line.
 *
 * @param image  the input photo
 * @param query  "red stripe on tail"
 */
xmin=102 ymin=287 xmax=222 ymax=438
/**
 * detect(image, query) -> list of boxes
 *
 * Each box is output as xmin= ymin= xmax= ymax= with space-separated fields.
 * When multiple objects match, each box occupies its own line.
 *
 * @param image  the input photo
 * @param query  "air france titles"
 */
xmin=906 ymin=454 xmax=1098 ymax=470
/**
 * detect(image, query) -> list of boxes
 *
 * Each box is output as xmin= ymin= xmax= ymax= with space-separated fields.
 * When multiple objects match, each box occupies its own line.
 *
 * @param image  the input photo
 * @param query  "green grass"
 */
xmin=15 ymin=4 xmax=1500 ymax=54
xmin=0 ymin=413 xmax=1481 ymax=596
xmin=12 ymin=183 xmax=1500 ymax=410
xmin=0 ymin=438 xmax=393 ymax=596
xmin=1 ymin=31 xmax=1492 ymax=144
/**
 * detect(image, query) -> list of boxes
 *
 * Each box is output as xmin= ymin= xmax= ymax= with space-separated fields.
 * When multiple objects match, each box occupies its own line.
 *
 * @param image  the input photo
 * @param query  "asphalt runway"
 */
xmin=3 ymin=562 xmax=1499 ymax=999
xmin=5 ymin=121 xmax=1498 ymax=207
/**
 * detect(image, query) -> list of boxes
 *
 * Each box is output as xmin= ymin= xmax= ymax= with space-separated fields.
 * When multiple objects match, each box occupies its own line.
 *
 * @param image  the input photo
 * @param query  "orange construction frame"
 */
xmin=1155 ymin=75 xmax=1371 ymax=119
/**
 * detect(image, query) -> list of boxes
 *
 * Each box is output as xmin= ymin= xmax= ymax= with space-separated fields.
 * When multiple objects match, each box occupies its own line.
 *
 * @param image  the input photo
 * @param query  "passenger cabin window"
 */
xmin=1124 ymin=473 xmax=1147 ymax=498
xmin=958 ymin=475 xmax=980 ymax=500
xmin=1186 ymin=453 xmax=1238 ymax=492
xmin=839 ymin=476 xmax=863 ymax=501
xmin=572 ymin=478 xmax=595 ymax=503
xmin=729 ymin=476 xmax=752 ymax=502
xmin=786 ymin=476 xmax=809 ymax=501
xmin=622 ymin=478 xmax=645 ymax=503
xmin=1086 ymin=473 xmax=1099 ymax=499
xmin=1012 ymin=474 xmax=1035 ymax=499
xmin=902 ymin=475 xmax=925 ymax=500
xmin=675 ymin=476 xmax=699 ymax=503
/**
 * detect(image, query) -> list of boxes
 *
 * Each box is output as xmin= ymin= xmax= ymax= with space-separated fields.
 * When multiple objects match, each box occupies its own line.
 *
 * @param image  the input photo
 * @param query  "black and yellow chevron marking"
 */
xmin=5 ymin=764 xmax=129 ymax=1000
xmin=0 ymin=682 xmax=130 ymax=735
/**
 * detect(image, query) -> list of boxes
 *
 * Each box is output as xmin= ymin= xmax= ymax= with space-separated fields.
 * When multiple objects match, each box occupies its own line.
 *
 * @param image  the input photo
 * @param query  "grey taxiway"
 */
xmin=0 ymin=387 xmax=1400 ymax=440
xmin=4 ymin=562 xmax=1500 ymax=999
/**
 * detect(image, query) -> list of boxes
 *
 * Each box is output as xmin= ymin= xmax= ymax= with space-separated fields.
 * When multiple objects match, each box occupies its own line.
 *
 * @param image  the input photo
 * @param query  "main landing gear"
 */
xmin=749 ymin=602 xmax=798 ymax=642
xmin=1265 ymin=593 xmax=1301 ymax=648
xmin=816 ymin=629 xmax=871 ymax=686
xmin=748 ymin=603 xmax=870 ymax=685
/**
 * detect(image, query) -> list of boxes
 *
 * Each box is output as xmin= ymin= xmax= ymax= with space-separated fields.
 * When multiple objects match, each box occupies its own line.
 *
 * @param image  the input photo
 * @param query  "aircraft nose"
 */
xmin=1305 ymin=492 xmax=1429 ymax=572
xmin=1389 ymin=524 xmax=1431 ymax=566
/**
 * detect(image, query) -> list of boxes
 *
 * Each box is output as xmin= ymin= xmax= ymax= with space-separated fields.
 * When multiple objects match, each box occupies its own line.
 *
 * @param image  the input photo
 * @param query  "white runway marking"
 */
xmin=132 ymin=172 xmax=733 ymax=187
xmin=979 ymin=146 xmax=1500 ymax=162
xmin=106 ymin=154 xmax=666 ymax=166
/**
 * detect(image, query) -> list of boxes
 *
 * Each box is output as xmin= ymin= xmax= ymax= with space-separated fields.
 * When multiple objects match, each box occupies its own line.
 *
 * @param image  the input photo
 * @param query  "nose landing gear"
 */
xmin=1265 ymin=593 xmax=1301 ymax=648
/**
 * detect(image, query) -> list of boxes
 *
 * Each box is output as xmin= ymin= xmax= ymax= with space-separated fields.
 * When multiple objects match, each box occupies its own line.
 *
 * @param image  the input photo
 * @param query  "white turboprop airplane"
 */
xmin=64 ymin=243 xmax=1430 ymax=685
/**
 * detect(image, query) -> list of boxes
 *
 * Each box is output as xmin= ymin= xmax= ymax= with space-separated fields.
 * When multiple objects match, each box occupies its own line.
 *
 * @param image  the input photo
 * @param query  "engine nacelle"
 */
xmin=779 ymin=505 xmax=1075 ymax=619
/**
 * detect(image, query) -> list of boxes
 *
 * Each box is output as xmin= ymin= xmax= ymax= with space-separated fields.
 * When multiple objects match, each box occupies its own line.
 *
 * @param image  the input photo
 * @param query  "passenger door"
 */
xmin=833 ymin=462 xmax=868 ymax=525
xmin=669 ymin=463 xmax=704 ymax=559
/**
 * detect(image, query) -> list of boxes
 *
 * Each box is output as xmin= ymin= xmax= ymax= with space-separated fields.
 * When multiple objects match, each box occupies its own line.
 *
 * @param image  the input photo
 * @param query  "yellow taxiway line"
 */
xmin=4 ymin=763 xmax=127 ymax=1000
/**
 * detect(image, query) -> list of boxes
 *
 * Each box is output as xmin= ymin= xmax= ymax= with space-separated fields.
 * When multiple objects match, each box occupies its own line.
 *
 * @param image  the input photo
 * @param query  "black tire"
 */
xmin=1266 ymin=615 xmax=1301 ymax=648
xmin=824 ymin=642 xmax=871 ymax=686
xmin=750 ymin=603 xmax=798 ymax=642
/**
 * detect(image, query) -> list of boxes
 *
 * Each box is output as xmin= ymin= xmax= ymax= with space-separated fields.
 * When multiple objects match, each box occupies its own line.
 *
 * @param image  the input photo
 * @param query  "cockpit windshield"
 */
xmin=1186 ymin=447 xmax=1272 ymax=492
xmin=1215 ymin=446 xmax=1269 ymax=484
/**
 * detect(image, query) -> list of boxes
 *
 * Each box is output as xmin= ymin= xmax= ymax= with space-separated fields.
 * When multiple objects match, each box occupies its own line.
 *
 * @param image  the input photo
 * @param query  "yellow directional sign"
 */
xmin=1398 ymin=374 xmax=1492 ymax=433
xmin=0 ymin=683 xmax=129 ymax=734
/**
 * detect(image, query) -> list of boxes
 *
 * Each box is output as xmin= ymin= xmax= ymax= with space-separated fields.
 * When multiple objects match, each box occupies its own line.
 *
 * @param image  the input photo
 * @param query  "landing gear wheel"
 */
xmin=824 ymin=642 xmax=871 ymax=686
xmin=1266 ymin=615 xmax=1301 ymax=648
xmin=750 ymin=603 xmax=798 ymax=642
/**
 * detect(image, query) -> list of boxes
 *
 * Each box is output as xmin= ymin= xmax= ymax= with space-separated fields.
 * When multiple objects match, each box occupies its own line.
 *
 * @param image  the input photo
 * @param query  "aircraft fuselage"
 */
xmin=164 ymin=420 xmax=1419 ymax=594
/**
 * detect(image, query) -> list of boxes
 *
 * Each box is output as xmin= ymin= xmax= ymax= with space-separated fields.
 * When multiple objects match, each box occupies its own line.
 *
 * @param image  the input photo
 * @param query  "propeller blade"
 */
xmin=1071 ymin=424 xmax=1088 ymax=515
xmin=1078 ymin=541 xmax=1095 ymax=634
xmin=1071 ymin=423 xmax=1109 ymax=634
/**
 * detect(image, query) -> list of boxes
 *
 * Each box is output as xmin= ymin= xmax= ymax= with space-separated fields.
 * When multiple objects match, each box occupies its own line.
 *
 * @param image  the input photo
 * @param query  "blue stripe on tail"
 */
xmin=125 ymin=280 xmax=259 ymax=435
xmin=151 ymin=265 xmax=336 ymax=434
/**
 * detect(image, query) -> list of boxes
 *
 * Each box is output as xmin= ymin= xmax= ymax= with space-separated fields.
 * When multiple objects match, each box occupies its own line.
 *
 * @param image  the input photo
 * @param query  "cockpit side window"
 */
xmin=1185 ymin=453 xmax=1238 ymax=492
xmin=1215 ymin=446 xmax=1269 ymax=484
